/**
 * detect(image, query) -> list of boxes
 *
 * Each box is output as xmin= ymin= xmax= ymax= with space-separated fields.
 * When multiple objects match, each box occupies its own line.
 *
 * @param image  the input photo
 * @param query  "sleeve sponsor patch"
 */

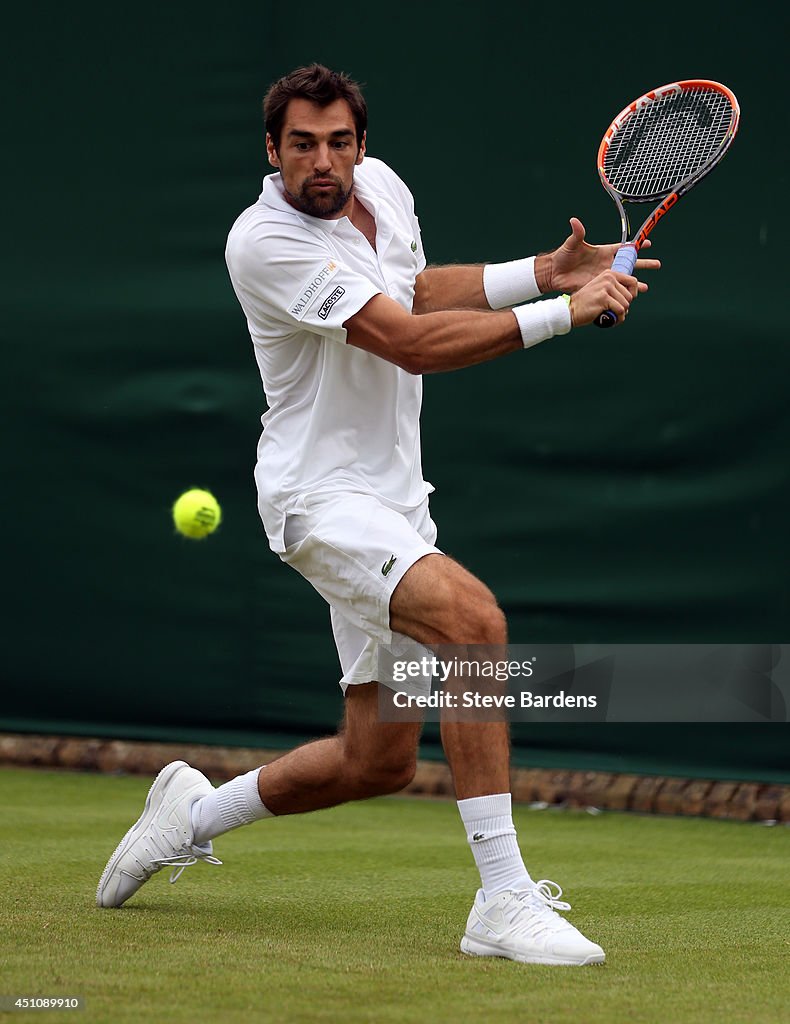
xmin=317 ymin=286 xmax=346 ymax=320
xmin=288 ymin=260 xmax=340 ymax=320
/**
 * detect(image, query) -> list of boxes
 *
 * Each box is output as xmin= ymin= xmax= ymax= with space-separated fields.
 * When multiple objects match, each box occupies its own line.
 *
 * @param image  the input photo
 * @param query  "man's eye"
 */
xmin=332 ymin=141 xmax=349 ymax=149
xmin=295 ymin=142 xmax=311 ymax=151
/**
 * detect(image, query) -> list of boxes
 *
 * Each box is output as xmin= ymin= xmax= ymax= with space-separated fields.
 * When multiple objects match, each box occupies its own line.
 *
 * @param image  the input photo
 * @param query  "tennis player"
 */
xmin=97 ymin=64 xmax=659 ymax=966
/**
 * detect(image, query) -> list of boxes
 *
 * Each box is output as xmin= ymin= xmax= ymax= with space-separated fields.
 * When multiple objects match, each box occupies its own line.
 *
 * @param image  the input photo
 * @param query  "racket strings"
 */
xmin=612 ymin=95 xmax=729 ymax=196
xmin=604 ymin=88 xmax=735 ymax=199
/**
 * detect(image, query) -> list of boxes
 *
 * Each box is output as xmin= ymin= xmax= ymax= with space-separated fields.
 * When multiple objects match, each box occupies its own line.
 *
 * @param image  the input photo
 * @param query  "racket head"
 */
xmin=597 ymin=80 xmax=740 ymax=206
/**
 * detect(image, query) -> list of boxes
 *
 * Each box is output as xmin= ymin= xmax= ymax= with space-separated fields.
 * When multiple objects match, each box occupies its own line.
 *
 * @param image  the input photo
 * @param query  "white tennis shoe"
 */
xmin=460 ymin=880 xmax=605 ymax=966
xmin=96 ymin=760 xmax=221 ymax=908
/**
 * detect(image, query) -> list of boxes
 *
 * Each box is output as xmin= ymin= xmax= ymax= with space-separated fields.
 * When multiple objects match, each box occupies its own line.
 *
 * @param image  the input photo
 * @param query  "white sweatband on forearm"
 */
xmin=512 ymin=296 xmax=572 ymax=349
xmin=483 ymin=256 xmax=541 ymax=309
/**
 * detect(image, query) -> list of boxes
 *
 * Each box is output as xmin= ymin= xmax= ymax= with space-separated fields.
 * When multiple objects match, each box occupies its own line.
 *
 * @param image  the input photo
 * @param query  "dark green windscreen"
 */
xmin=3 ymin=3 xmax=788 ymax=781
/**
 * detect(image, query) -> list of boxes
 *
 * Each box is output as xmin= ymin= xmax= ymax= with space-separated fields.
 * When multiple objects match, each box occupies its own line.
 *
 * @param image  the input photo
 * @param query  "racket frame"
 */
xmin=597 ymin=79 xmax=741 ymax=253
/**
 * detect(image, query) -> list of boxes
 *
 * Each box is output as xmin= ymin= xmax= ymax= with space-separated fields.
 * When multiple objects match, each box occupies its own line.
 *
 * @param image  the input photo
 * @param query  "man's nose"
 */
xmin=314 ymin=144 xmax=332 ymax=172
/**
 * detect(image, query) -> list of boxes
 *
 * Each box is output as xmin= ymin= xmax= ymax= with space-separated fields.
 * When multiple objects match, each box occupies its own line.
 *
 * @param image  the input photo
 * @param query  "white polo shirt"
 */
xmin=225 ymin=157 xmax=433 ymax=554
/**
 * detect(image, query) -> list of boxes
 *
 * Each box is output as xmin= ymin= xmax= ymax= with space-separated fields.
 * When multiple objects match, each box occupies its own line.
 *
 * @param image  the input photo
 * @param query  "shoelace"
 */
xmin=530 ymin=879 xmax=571 ymax=913
xmin=500 ymin=880 xmax=573 ymax=939
xmin=150 ymin=847 xmax=223 ymax=884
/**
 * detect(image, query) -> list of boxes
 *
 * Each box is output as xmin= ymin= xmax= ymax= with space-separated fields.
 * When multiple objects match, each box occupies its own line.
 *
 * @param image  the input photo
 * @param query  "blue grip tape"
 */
xmin=611 ymin=244 xmax=638 ymax=275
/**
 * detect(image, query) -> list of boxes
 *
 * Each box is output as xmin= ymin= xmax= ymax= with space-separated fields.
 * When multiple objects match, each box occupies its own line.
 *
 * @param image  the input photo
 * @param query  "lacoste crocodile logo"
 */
xmin=381 ymin=555 xmax=397 ymax=577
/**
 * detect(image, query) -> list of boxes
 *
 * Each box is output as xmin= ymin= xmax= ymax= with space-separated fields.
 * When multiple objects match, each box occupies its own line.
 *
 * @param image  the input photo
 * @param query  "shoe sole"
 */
xmin=460 ymin=934 xmax=605 ymax=967
xmin=95 ymin=760 xmax=189 ymax=909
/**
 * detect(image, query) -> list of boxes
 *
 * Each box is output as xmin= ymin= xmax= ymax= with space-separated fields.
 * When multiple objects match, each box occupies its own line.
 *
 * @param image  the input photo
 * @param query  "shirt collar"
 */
xmin=260 ymin=168 xmax=382 ymax=234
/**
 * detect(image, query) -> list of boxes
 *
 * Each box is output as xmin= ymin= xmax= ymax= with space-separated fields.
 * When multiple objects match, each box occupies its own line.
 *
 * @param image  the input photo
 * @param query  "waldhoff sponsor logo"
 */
xmin=318 ymin=286 xmax=345 ymax=320
xmin=289 ymin=261 xmax=339 ymax=318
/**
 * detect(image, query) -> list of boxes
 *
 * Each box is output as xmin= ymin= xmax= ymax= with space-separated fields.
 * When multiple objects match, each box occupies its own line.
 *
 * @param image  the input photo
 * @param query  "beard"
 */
xmin=284 ymin=174 xmax=353 ymax=218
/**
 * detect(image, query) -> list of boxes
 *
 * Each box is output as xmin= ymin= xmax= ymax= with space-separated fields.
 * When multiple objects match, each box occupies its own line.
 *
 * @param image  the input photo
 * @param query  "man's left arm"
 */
xmin=413 ymin=217 xmax=660 ymax=314
xmin=413 ymin=264 xmax=490 ymax=313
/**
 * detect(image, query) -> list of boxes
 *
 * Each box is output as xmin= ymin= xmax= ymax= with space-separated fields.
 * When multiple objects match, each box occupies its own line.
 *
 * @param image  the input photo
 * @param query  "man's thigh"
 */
xmin=281 ymin=492 xmax=441 ymax=662
xmin=390 ymin=551 xmax=505 ymax=646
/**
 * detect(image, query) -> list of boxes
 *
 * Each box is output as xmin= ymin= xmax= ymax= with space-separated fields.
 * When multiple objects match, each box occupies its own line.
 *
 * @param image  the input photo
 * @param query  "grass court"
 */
xmin=2 ymin=767 xmax=788 ymax=1023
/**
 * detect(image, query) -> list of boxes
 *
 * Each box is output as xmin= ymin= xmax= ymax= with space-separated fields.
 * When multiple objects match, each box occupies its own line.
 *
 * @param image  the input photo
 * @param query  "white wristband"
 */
xmin=512 ymin=296 xmax=572 ymax=349
xmin=483 ymin=256 xmax=541 ymax=309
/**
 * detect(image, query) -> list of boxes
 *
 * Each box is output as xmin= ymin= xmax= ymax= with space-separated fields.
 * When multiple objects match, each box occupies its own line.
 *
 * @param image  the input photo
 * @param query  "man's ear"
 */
xmin=266 ymin=133 xmax=280 ymax=169
xmin=355 ymin=131 xmax=366 ymax=166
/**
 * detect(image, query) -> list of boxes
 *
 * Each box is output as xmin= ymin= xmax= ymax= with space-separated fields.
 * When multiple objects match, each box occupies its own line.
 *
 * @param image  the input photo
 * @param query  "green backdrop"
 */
xmin=3 ymin=2 xmax=788 ymax=782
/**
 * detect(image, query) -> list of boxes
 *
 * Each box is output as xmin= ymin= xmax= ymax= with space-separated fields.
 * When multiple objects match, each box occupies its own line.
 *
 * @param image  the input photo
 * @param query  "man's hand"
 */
xmin=535 ymin=218 xmax=661 ymax=294
xmin=568 ymin=269 xmax=640 ymax=327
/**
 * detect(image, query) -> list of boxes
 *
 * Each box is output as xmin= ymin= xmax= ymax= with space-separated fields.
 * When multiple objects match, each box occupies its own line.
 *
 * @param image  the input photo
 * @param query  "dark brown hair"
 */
xmin=263 ymin=64 xmax=368 ymax=152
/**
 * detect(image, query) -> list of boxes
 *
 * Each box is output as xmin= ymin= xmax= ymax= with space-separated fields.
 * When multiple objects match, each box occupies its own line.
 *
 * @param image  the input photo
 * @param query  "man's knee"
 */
xmin=391 ymin=556 xmax=508 ymax=645
xmin=346 ymin=747 xmax=417 ymax=798
xmin=431 ymin=576 xmax=507 ymax=644
xmin=472 ymin=598 xmax=507 ymax=645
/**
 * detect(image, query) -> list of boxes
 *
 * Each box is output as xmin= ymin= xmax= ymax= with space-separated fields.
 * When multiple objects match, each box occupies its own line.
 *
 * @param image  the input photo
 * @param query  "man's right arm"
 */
xmin=345 ymin=295 xmax=524 ymax=374
xmin=344 ymin=271 xmax=639 ymax=375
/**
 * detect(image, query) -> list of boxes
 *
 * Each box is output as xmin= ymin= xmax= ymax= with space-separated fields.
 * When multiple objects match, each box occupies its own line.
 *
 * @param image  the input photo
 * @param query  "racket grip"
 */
xmin=594 ymin=244 xmax=638 ymax=329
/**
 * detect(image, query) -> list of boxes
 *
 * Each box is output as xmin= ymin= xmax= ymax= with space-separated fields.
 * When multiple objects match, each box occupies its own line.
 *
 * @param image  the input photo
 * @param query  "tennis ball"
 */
xmin=172 ymin=488 xmax=222 ymax=539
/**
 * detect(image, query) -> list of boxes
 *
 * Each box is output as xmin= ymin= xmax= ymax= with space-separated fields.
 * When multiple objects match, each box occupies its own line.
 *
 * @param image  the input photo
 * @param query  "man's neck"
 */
xmin=350 ymin=195 xmax=377 ymax=252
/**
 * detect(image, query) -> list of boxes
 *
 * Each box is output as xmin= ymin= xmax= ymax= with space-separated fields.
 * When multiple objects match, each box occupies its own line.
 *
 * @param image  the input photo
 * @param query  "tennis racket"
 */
xmin=595 ymin=79 xmax=740 ymax=328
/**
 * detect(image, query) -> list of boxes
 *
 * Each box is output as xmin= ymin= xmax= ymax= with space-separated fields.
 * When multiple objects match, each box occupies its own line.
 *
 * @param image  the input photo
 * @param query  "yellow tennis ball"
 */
xmin=172 ymin=488 xmax=222 ymax=539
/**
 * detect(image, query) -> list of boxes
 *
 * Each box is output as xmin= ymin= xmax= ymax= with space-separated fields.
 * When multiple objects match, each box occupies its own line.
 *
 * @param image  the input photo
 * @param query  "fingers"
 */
xmin=565 ymin=217 xmax=587 ymax=250
xmin=607 ymin=289 xmax=632 ymax=321
xmin=610 ymin=272 xmax=641 ymax=323
xmin=635 ymin=240 xmax=661 ymax=270
xmin=598 ymin=271 xmax=637 ymax=324
xmin=570 ymin=269 xmax=636 ymax=326
xmin=612 ymin=270 xmax=640 ymax=299
xmin=601 ymin=239 xmax=659 ymax=270
xmin=570 ymin=266 xmax=652 ymax=327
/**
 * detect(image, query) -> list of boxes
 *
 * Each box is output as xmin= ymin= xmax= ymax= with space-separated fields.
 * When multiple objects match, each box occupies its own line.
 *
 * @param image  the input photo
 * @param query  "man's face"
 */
xmin=267 ymin=98 xmax=365 ymax=219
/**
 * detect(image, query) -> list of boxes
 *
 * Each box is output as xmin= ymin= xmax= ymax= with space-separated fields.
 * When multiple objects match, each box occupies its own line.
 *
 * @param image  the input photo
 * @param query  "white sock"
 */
xmin=191 ymin=768 xmax=274 ymax=844
xmin=457 ymin=793 xmax=533 ymax=899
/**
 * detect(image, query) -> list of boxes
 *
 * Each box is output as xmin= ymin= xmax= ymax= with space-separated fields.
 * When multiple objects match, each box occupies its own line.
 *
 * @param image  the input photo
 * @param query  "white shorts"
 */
xmin=277 ymin=492 xmax=441 ymax=690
